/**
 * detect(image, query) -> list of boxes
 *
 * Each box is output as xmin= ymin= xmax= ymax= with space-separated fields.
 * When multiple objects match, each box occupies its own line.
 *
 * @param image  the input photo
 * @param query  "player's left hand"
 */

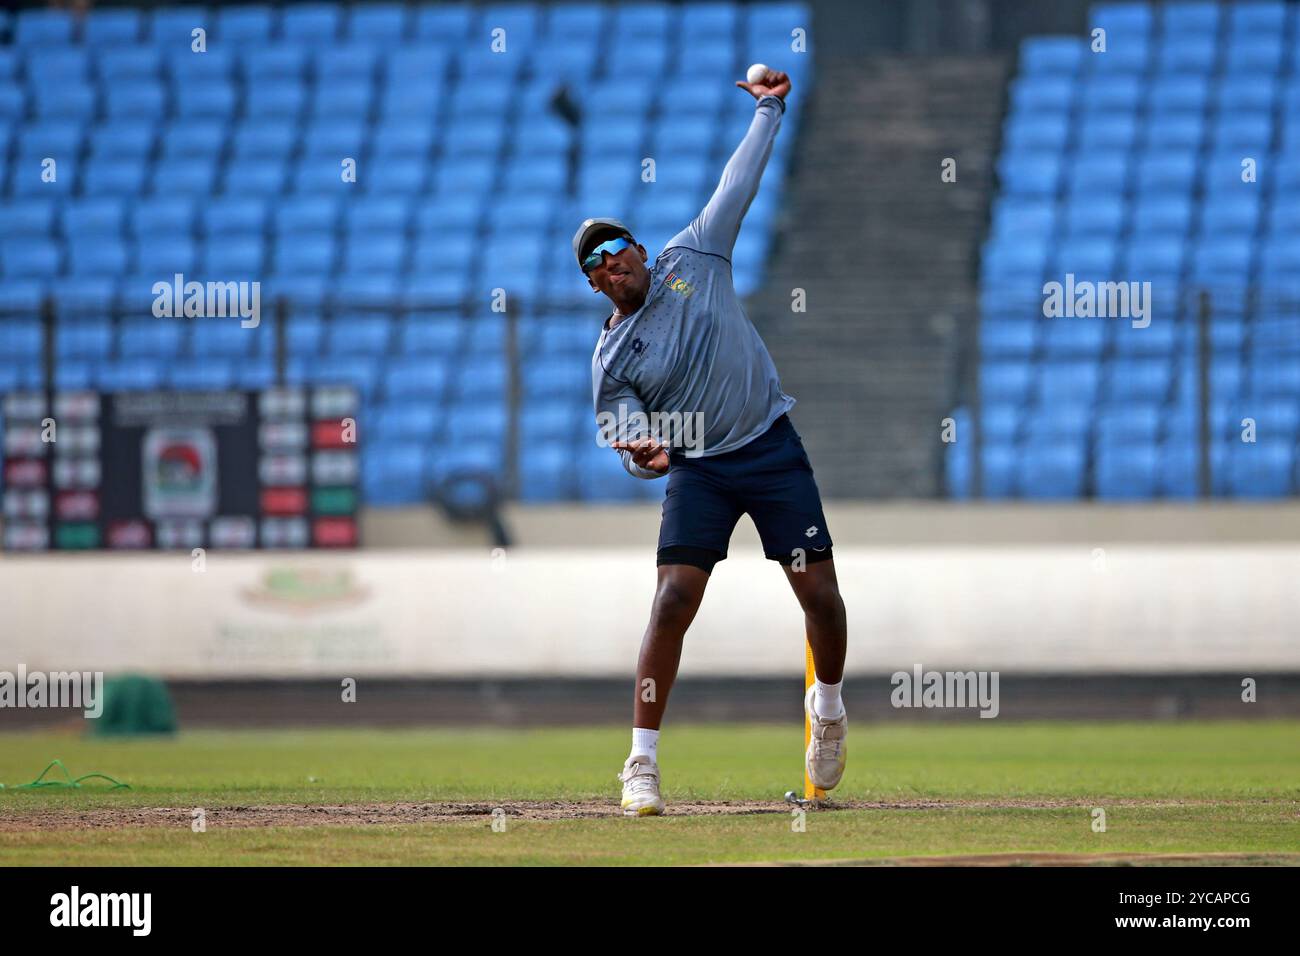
xmin=612 ymin=437 xmax=670 ymax=474
xmin=736 ymin=69 xmax=791 ymax=101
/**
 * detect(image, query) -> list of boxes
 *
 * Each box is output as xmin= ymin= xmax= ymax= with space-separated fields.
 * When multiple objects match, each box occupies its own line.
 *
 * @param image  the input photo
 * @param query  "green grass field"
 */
xmin=1 ymin=721 xmax=1297 ymax=865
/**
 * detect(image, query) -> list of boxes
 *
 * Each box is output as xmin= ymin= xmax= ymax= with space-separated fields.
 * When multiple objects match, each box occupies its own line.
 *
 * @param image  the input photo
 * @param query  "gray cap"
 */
xmin=572 ymin=217 xmax=633 ymax=266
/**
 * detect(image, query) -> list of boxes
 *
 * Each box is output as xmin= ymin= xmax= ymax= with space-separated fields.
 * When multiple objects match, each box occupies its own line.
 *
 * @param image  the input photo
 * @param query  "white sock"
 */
xmin=630 ymin=727 xmax=659 ymax=763
xmin=814 ymin=678 xmax=844 ymax=719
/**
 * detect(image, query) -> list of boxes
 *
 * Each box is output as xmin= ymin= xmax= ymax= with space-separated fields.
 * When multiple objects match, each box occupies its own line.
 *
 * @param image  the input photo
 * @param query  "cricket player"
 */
xmin=573 ymin=70 xmax=848 ymax=816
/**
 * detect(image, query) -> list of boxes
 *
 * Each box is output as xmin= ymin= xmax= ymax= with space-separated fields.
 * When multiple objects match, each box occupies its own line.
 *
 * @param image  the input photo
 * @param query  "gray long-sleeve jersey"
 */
xmin=592 ymin=94 xmax=795 ymax=479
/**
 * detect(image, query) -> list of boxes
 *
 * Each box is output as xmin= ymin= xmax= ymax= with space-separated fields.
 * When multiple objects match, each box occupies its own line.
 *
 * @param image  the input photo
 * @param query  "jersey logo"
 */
xmin=663 ymin=271 xmax=697 ymax=298
xmin=631 ymin=337 xmax=647 ymax=354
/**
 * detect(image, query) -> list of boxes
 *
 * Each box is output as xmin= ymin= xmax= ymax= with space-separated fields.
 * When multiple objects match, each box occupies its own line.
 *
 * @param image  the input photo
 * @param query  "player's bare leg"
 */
xmin=634 ymin=564 xmax=711 ymax=729
xmin=784 ymin=559 xmax=848 ymax=789
xmin=620 ymin=563 xmax=710 ymax=816
xmin=784 ymin=559 xmax=846 ymax=684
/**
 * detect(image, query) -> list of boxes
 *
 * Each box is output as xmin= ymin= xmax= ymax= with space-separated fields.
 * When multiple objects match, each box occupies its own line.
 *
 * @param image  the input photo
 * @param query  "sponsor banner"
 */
xmin=0 ymin=547 xmax=1298 ymax=678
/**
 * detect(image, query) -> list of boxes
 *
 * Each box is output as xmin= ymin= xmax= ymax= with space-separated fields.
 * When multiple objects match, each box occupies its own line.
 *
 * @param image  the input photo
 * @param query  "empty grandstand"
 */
xmin=0 ymin=1 xmax=808 ymax=511
xmin=952 ymin=0 xmax=1300 ymax=499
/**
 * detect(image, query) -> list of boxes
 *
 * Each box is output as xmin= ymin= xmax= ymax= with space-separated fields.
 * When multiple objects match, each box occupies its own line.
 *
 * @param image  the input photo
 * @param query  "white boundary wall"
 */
xmin=0 ymin=546 xmax=1297 ymax=677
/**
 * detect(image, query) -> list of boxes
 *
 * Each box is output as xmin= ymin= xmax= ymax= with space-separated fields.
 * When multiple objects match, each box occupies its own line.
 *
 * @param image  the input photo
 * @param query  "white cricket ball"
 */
xmin=746 ymin=63 xmax=769 ymax=85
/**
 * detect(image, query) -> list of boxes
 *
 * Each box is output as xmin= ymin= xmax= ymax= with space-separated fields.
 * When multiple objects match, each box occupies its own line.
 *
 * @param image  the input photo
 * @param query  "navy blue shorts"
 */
xmin=656 ymin=414 xmax=833 ymax=573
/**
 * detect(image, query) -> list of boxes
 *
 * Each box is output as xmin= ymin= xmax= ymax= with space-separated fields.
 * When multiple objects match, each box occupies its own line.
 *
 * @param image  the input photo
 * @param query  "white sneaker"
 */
xmin=804 ymin=685 xmax=847 ymax=791
xmin=619 ymin=755 xmax=665 ymax=816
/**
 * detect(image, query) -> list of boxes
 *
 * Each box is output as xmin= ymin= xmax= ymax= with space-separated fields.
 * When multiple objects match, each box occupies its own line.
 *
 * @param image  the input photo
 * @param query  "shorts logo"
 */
xmin=805 ymin=526 xmax=819 ymax=538
xmin=663 ymin=271 xmax=696 ymax=298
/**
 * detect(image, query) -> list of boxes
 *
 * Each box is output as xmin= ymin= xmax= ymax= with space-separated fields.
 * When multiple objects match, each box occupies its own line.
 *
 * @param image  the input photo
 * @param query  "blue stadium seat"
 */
xmin=281 ymin=4 xmax=342 ymax=42
xmin=1096 ymin=403 xmax=1162 ymax=443
xmin=131 ymin=197 xmax=196 ymax=239
xmin=362 ymin=444 xmax=430 ymax=504
xmin=1 ymin=239 xmax=61 ymax=278
xmin=343 ymin=235 xmax=406 ymax=276
xmin=14 ymin=10 xmax=74 ymax=46
xmin=97 ymin=358 xmax=165 ymax=392
xmin=997 ymin=154 xmax=1062 ymax=197
xmin=1145 ymin=114 xmax=1203 ymax=150
xmin=26 ymin=48 xmax=90 ymax=86
xmin=1213 ymin=117 xmax=1272 ymax=157
xmin=981 ymin=362 xmax=1034 ymax=404
xmin=1064 ymin=196 xmax=1125 ymax=237
xmin=1109 ymin=358 xmax=1174 ymax=403
xmin=454 ymin=356 xmax=508 ymax=401
xmin=1080 ymin=74 xmax=1141 ymax=114
xmin=119 ymin=319 xmax=185 ymax=357
xmin=1161 ymin=2 xmax=1220 ymax=36
xmin=980 ymin=319 xmax=1038 ymax=358
xmin=202 ymin=198 xmax=267 ymax=236
xmin=296 ymin=355 xmax=380 ymax=399
xmin=104 ymin=80 xmax=165 ymax=118
xmin=1214 ymin=75 xmax=1277 ymax=114
xmin=5 ymin=198 xmax=58 ymax=237
xmin=1020 ymin=442 xmax=1086 ymax=498
xmin=1055 ymin=238 xmax=1117 ymax=274
xmin=1095 ymin=442 xmax=1159 ymax=499
xmin=89 ymin=119 xmax=156 ymax=160
xmin=1201 ymin=194 xmax=1261 ymax=236
xmin=97 ymin=46 xmax=161 ymax=82
xmin=385 ymin=356 xmax=451 ymax=400
xmin=32 ymin=81 xmax=96 ymax=121
xmin=1135 ymin=153 xmax=1197 ymax=196
xmin=67 ymin=237 xmax=129 ymax=276
xmin=152 ymin=157 xmax=220 ymax=195
xmin=1131 ymin=195 xmax=1193 ymax=236
xmin=1190 ymin=237 xmax=1252 ymax=284
xmin=0 ymin=319 xmax=43 ymax=358
xmin=217 ymin=6 xmax=275 ymax=42
xmin=370 ymin=409 xmax=438 ymax=448
xmin=219 ymin=157 xmax=283 ymax=196
xmin=192 ymin=321 xmax=258 ymax=358
xmin=397 ymin=318 xmax=460 ymax=355
xmin=327 ymin=317 xmax=392 ymax=355
xmin=401 ymin=274 xmax=471 ymax=309
xmin=173 ymin=81 xmax=237 ymax=120
xmin=167 ymin=359 xmax=236 ymax=390
xmin=1020 ymin=37 xmax=1085 ymax=76
xmin=201 ymin=236 xmax=264 ymax=276
xmin=1036 ymin=361 xmax=1101 ymax=406
xmin=55 ymin=319 xmax=113 ymax=359
xmin=1149 ymin=75 xmax=1209 ymax=115
xmin=1227 ymin=1 xmax=1287 ymax=35
xmin=370 ymin=118 xmax=435 ymax=160
xmin=445 ymin=400 xmax=508 ymax=449
xmin=1223 ymin=440 xmax=1294 ymax=497
xmin=1066 ymin=156 xmax=1128 ymax=197
xmin=50 ymin=277 xmax=115 ymax=319
xmin=1224 ymin=37 xmax=1283 ymax=76
xmin=981 ymin=236 xmax=1048 ymax=281
xmin=347 ymin=3 xmax=408 ymax=41
xmin=1043 ymin=319 xmax=1108 ymax=358
xmin=85 ymin=9 xmax=144 ymax=44
xmin=1156 ymin=35 xmax=1217 ymax=74
xmin=1079 ymin=113 xmax=1137 ymax=151
xmin=240 ymin=46 xmax=307 ymax=83
xmin=244 ymin=82 xmax=307 ymax=120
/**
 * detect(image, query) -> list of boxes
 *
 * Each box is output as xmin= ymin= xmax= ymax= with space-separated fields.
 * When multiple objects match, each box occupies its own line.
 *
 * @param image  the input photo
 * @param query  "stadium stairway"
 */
xmin=749 ymin=54 xmax=1009 ymax=498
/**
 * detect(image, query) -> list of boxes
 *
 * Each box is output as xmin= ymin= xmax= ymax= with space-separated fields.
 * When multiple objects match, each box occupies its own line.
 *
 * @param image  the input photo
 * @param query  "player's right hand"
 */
xmin=737 ymin=69 xmax=791 ymax=101
xmin=612 ymin=436 xmax=670 ymax=474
